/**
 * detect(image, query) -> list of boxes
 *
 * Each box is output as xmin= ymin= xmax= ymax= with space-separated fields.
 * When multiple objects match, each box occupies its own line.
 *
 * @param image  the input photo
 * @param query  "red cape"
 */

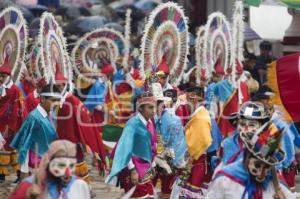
xmin=218 ymin=82 xmax=249 ymax=136
xmin=0 ymin=84 xmax=27 ymax=133
xmin=268 ymin=53 xmax=300 ymax=122
xmin=21 ymin=79 xmax=35 ymax=96
xmin=176 ymin=104 xmax=190 ymax=126
xmin=56 ymin=94 xmax=106 ymax=162
xmin=25 ymin=92 xmax=40 ymax=113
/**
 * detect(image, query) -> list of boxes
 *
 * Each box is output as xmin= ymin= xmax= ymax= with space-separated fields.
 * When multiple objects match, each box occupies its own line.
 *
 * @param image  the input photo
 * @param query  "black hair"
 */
xmin=259 ymin=41 xmax=272 ymax=51
xmin=246 ymin=53 xmax=256 ymax=61
xmin=40 ymin=84 xmax=61 ymax=98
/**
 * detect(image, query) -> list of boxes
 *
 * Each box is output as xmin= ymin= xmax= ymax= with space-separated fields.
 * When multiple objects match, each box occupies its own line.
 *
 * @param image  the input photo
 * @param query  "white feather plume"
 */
xmin=195 ymin=26 xmax=206 ymax=83
xmin=231 ymin=0 xmax=245 ymax=84
xmin=124 ymin=9 xmax=132 ymax=69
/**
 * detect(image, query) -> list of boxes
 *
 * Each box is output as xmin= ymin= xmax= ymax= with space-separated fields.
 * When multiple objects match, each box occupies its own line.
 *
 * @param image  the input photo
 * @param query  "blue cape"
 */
xmin=214 ymin=79 xmax=234 ymax=103
xmin=273 ymin=117 xmax=296 ymax=169
xmin=10 ymin=108 xmax=57 ymax=164
xmin=106 ymin=115 xmax=153 ymax=183
xmin=83 ymin=79 xmax=107 ymax=111
xmin=159 ymin=109 xmax=187 ymax=167
xmin=207 ymin=117 xmax=223 ymax=153
xmin=223 ymin=131 xmax=243 ymax=165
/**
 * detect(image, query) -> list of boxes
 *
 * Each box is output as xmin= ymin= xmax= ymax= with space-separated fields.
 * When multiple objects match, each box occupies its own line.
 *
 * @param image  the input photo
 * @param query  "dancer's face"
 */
xmin=247 ymin=157 xmax=271 ymax=182
xmin=140 ymin=104 xmax=155 ymax=121
xmin=157 ymin=75 xmax=168 ymax=87
xmin=49 ymin=157 xmax=77 ymax=184
xmin=237 ymin=118 xmax=260 ymax=136
xmin=0 ymin=73 xmax=9 ymax=85
xmin=40 ymin=96 xmax=60 ymax=113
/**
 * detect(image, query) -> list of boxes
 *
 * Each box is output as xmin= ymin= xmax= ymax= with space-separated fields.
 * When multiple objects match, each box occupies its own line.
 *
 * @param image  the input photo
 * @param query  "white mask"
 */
xmin=247 ymin=157 xmax=271 ymax=182
xmin=49 ymin=157 xmax=76 ymax=178
xmin=237 ymin=119 xmax=260 ymax=135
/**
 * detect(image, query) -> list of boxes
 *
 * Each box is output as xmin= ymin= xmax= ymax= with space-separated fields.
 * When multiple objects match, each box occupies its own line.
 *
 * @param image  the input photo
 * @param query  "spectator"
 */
xmin=255 ymin=41 xmax=276 ymax=85
xmin=243 ymin=53 xmax=259 ymax=82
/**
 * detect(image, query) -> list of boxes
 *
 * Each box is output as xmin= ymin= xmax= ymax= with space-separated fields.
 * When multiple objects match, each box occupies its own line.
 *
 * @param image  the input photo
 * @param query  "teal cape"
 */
xmin=106 ymin=115 xmax=153 ymax=183
xmin=10 ymin=108 xmax=57 ymax=164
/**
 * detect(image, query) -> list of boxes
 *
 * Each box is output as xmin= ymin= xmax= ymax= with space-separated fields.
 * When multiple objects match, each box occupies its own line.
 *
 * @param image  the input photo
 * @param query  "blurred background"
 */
xmin=1 ymin=0 xmax=299 ymax=58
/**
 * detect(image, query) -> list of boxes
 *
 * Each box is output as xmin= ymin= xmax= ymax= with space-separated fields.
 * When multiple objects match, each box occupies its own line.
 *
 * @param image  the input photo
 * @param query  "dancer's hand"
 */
xmin=130 ymin=169 xmax=139 ymax=185
xmin=26 ymin=184 xmax=41 ymax=199
xmin=273 ymin=188 xmax=286 ymax=199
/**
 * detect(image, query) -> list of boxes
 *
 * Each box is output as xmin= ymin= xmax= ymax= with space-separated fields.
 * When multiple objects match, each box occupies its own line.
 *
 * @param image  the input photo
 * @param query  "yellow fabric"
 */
xmin=135 ymin=80 xmax=145 ymax=88
xmin=0 ymin=150 xmax=19 ymax=174
xmin=156 ymin=134 xmax=165 ymax=155
xmin=185 ymin=107 xmax=212 ymax=160
xmin=267 ymin=61 xmax=292 ymax=122
xmin=75 ymin=161 xmax=91 ymax=184
xmin=75 ymin=77 xmax=92 ymax=89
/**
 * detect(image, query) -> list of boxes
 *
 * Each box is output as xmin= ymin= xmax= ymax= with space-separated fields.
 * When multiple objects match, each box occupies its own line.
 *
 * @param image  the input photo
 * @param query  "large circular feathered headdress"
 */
xmin=139 ymin=2 xmax=189 ymax=85
xmin=0 ymin=6 xmax=28 ymax=81
xmin=195 ymin=25 xmax=206 ymax=83
xmin=203 ymin=12 xmax=232 ymax=77
xmin=38 ymin=12 xmax=72 ymax=87
xmin=72 ymin=28 xmax=127 ymax=84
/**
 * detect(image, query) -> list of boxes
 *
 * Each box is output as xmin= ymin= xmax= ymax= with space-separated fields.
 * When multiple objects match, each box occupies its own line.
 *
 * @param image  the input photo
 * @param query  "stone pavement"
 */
xmin=1 ymin=169 xmax=300 ymax=199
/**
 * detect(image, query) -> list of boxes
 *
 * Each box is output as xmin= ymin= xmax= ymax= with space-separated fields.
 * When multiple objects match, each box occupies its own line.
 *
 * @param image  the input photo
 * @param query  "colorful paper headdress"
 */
xmin=0 ymin=6 xmax=28 ymax=81
xmin=203 ymin=12 xmax=232 ymax=77
xmin=139 ymin=2 xmax=189 ymax=85
xmin=241 ymin=122 xmax=285 ymax=165
xmin=72 ymin=28 xmax=126 ymax=85
xmin=38 ymin=12 xmax=72 ymax=87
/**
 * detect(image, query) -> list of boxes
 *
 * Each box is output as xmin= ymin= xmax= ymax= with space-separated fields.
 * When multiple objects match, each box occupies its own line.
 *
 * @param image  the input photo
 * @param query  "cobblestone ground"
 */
xmin=1 ymin=169 xmax=300 ymax=199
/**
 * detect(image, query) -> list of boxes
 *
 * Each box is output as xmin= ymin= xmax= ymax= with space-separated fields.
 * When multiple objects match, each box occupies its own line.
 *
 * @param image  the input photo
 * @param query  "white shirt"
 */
xmin=37 ymin=104 xmax=48 ymax=118
xmin=205 ymin=175 xmax=299 ymax=199
xmin=44 ymin=179 xmax=91 ymax=199
xmin=137 ymin=112 xmax=148 ymax=126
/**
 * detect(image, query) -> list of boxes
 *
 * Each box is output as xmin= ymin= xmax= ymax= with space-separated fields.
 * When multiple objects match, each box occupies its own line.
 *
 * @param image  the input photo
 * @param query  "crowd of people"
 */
xmin=0 ymin=1 xmax=300 ymax=199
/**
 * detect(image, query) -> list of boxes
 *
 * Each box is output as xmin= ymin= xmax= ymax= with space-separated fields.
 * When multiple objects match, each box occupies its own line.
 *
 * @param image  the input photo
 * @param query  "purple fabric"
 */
xmin=132 ymin=119 xmax=157 ymax=179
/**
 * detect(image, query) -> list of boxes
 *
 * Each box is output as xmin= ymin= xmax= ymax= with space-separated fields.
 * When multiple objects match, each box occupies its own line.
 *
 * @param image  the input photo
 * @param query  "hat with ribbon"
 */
xmin=137 ymin=91 xmax=157 ymax=107
xmin=240 ymin=122 xmax=285 ymax=165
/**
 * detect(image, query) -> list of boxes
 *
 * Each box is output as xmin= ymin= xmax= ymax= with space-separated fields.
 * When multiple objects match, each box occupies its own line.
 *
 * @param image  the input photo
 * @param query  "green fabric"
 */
xmin=281 ymin=1 xmax=300 ymax=11
xmin=245 ymin=0 xmax=261 ymax=6
xmin=103 ymin=124 xmax=123 ymax=142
